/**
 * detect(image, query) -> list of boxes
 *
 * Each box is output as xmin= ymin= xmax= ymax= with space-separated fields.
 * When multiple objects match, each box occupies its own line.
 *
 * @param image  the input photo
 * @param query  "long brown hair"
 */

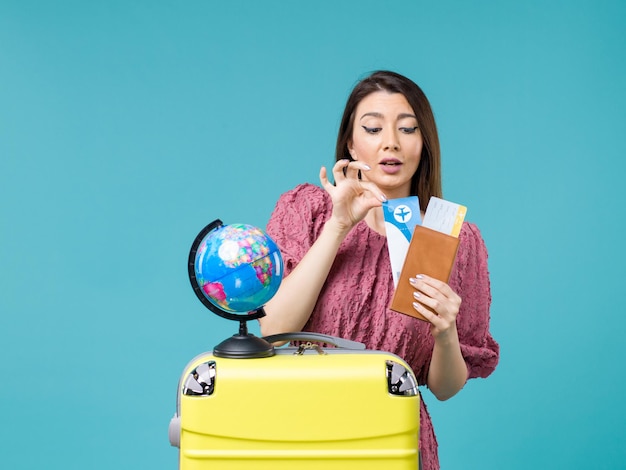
xmin=335 ymin=71 xmax=442 ymax=212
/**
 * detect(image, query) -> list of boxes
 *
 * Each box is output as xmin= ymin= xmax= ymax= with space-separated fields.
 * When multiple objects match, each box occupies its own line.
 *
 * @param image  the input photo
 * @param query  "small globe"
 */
xmin=193 ymin=223 xmax=283 ymax=314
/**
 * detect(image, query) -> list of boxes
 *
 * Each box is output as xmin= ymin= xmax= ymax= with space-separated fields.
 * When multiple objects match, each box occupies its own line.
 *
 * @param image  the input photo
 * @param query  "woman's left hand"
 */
xmin=413 ymin=274 xmax=467 ymax=401
xmin=409 ymin=274 xmax=462 ymax=339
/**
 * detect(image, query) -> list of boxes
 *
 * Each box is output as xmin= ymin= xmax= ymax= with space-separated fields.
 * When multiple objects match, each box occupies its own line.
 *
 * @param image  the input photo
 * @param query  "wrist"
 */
xmin=433 ymin=324 xmax=460 ymax=346
xmin=324 ymin=216 xmax=353 ymax=239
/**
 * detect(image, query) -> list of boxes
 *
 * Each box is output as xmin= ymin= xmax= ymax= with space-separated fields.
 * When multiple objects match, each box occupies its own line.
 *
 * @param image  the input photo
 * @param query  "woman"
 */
xmin=259 ymin=70 xmax=499 ymax=469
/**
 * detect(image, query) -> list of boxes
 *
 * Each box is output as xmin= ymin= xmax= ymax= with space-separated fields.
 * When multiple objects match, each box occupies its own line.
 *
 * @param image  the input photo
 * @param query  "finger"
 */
xmin=411 ymin=274 xmax=445 ymax=290
xmin=409 ymin=275 xmax=442 ymax=301
xmin=344 ymin=161 xmax=362 ymax=180
xmin=410 ymin=274 xmax=457 ymax=300
xmin=319 ymin=166 xmax=332 ymax=191
xmin=332 ymin=159 xmax=351 ymax=181
xmin=412 ymin=300 xmax=438 ymax=323
xmin=413 ymin=294 xmax=458 ymax=330
xmin=357 ymin=180 xmax=388 ymax=203
xmin=347 ymin=149 xmax=363 ymax=177
xmin=409 ymin=276 xmax=461 ymax=315
xmin=347 ymin=161 xmax=372 ymax=179
xmin=333 ymin=160 xmax=372 ymax=181
xmin=412 ymin=290 xmax=444 ymax=316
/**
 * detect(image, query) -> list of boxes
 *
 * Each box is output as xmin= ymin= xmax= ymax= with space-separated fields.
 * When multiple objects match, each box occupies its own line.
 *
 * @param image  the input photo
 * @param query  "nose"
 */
xmin=382 ymin=128 xmax=400 ymax=151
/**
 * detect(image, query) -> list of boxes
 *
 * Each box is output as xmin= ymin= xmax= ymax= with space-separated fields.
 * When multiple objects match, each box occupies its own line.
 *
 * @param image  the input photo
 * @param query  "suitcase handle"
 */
xmin=262 ymin=332 xmax=366 ymax=350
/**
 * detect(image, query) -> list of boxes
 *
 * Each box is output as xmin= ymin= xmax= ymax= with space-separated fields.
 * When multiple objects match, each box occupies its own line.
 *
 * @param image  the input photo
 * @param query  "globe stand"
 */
xmin=212 ymin=312 xmax=275 ymax=359
xmin=188 ymin=219 xmax=277 ymax=359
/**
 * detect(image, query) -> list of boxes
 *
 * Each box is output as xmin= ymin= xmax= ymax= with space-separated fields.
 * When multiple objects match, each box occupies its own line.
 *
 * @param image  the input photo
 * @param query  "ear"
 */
xmin=347 ymin=140 xmax=357 ymax=160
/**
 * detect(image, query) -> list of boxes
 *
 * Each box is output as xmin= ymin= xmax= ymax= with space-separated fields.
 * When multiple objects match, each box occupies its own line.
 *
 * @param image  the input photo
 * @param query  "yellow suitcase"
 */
xmin=169 ymin=332 xmax=420 ymax=469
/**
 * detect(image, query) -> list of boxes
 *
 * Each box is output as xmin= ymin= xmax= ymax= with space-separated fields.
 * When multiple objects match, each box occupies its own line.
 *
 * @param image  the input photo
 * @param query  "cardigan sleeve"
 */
xmin=451 ymin=223 xmax=500 ymax=379
xmin=265 ymin=184 xmax=329 ymax=277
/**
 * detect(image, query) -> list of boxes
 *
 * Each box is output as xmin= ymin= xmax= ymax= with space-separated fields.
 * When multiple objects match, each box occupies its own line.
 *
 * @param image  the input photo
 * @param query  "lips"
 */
xmin=380 ymin=158 xmax=402 ymax=166
xmin=379 ymin=158 xmax=403 ymax=174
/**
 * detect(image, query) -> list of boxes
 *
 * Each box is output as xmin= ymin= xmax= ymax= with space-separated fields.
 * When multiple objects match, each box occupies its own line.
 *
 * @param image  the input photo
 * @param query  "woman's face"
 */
xmin=348 ymin=91 xmax=422 ymax=200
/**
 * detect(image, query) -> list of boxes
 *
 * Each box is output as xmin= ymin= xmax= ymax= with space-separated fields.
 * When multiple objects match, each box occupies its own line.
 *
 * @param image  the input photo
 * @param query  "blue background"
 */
xmin=1 ymin=1 xmax=625 ymax=468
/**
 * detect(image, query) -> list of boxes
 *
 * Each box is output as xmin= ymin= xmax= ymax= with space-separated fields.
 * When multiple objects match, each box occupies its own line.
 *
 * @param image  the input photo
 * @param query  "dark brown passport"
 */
xmin=389 ymin=224 xmax=460 ymax=321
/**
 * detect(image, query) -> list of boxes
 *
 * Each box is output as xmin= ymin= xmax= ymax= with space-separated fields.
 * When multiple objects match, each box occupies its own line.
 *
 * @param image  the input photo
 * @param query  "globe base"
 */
xmin=213 ymin=321 xmax=275 ymax=359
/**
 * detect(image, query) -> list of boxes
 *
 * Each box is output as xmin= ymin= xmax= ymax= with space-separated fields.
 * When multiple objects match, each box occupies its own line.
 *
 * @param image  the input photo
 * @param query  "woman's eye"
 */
xmin=362 ymin=126 xmax=382 ymax=134
xmin=400 ymin=126 xmax=419 ymax=134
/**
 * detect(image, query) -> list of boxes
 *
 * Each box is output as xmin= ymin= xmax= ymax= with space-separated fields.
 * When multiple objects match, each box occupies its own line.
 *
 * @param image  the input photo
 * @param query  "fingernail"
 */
xmin=415 ymin=274 xmax=424 ymax=279
xmin=412 ymin=302 xmax=420 ymax=309
xmin=413 ymin=292 xmax=421 ymax=299
xmin=379 ymin=194 xmax=387 ymax=202
xmin=409 ymin=277 xmax=416 ymax=284
xmin=362 ymin=164 xmax=371 ymax=170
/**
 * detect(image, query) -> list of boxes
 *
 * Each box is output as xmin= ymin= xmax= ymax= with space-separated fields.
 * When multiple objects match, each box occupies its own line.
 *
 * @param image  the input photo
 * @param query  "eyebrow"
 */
xmin=359 ymin=112 xmax=417 ymax=121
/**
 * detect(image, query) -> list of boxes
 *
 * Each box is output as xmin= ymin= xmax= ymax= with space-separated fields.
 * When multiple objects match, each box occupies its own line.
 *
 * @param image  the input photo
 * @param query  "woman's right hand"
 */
xmin=319 ymin=159 xmax=387 ymax=233
xmin=262 ymin=160 xmax=384 ymax=337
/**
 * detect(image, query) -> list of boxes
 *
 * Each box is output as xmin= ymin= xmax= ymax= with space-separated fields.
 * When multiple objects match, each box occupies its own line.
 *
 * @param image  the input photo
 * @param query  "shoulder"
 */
xmin=267 ymin=184 xmax=330 ymax=262
xmin=455 ymin=222 xmax=489 ymax=271
xmin=459 ymin=222 xmax=487 ymax=250
xmin=273 ymin=183 xmax=331 ymax=215
xmin=277 ymin=183 xmax=327 ymax=203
